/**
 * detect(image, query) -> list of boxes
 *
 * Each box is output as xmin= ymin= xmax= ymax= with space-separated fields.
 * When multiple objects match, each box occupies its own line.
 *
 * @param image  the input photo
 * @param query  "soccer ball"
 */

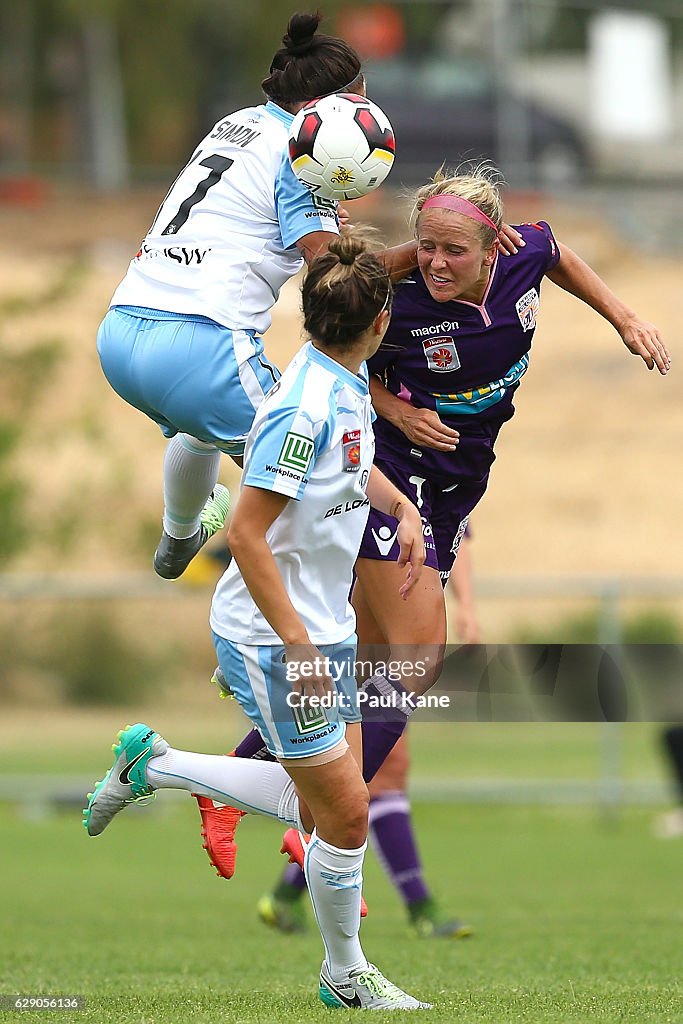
xmin=288 ymin=93 xmax=395 ymax=202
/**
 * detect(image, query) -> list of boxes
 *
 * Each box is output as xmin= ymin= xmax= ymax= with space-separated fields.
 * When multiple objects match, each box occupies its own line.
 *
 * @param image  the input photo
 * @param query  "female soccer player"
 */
xmin=257 ymin=530 xmax=479 ymax=937
xmin=324 ymin=164 xmax=673 ymax=802
xmin=96 ymin=11 xmax=418 ymax=580
xmin=84 ymin=235 xmax=433 ymax=1011
xmin=199 ymin=163 xmax=671 ymax=878
xmin=353 ymin=164 xmax=669 ymax=707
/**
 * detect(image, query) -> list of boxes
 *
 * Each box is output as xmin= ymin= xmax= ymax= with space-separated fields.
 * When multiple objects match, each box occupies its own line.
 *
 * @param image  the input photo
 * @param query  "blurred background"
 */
xmin=1 ymin=0 xmax=682 ymax=843
xmin=1 ymin=8 xmax=682 ymax=1019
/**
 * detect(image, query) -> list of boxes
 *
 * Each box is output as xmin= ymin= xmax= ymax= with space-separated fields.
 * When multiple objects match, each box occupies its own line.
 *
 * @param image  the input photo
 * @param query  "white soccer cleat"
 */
xmin=83 ymin=723 xmax=168 ymax=836
xmin=319 ymin=961 xmax=432 ymax=1010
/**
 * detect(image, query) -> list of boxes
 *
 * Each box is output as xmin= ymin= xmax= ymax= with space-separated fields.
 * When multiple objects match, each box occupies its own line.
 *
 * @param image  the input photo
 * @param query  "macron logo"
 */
xmin=410 ymin=320 xmax=459 ymax=337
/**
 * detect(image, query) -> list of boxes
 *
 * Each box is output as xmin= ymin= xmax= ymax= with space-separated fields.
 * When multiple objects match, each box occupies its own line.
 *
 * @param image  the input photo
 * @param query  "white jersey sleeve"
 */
xmin=242 ymin=358 xmax=333 ymax=501
xmin=110 ymin=102 xmax=339 ymax=335
xmin=275 ymin=155 xmax=339 ymax=250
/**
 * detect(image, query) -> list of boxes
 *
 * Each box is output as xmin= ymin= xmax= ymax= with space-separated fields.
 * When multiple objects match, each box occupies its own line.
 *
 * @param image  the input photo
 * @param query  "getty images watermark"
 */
xmin=279 ymin=644 xmax=683 ymax=722
xmin=286 ymin=654 xmax=449 ymax=712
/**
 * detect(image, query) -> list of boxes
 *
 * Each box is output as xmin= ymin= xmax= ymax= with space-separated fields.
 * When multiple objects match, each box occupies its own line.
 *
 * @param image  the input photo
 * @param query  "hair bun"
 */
xmin=283 ymin=11 xmax=321 ymax=55
xmin=329 ymin=234 xmax=368 ymax=266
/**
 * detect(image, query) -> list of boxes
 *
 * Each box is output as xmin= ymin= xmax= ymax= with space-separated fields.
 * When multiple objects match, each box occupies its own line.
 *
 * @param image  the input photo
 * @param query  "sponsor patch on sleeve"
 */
xmin=515 ymin=288 xmax=540 ymax=332
xmin=342 ymin=429 xmax=361 ymax=472
xmin=277 ymin=432 xmax=315 ymax=474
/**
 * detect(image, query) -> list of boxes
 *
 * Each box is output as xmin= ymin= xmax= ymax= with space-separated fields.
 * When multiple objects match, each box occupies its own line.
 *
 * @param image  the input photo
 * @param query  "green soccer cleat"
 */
xmin=154 ymin=484 xmax=231 ymax=580
xmin=319 ymin=961 xmax=432 ymax=1010
xmin=82 ymin=723 xmax=168 ymax=836
xmin=257 ymin=892 xmax=308 ymax=934
xmin=211 ymin=665 xmax=233 ymax=700
xmin=408 ymin=897 xmax=473 ymax=939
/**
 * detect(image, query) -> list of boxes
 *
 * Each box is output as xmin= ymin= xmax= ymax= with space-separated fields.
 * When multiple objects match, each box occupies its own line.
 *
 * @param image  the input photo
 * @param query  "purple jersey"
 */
xmin=368 ymin=220 xmax=559 ymax=482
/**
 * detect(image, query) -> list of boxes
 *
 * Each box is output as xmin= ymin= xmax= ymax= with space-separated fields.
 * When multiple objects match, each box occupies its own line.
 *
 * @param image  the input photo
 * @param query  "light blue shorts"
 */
xmin=212 ymin=632 xmax=361 ymax=760
xmin=97 ymin=306 xmax=280 ymax=457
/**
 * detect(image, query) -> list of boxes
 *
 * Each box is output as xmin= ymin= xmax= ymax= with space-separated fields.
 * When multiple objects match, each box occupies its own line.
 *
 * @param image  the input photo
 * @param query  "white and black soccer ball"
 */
xmin=288 ymin=93 xmax=395 ymax=202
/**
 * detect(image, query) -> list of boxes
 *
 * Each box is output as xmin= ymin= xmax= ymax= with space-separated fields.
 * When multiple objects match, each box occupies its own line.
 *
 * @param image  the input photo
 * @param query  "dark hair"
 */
xmin=302 ymin=235 xmax=392 ymax=349
xmin=262 ymin=11 xmax=363 ymax=107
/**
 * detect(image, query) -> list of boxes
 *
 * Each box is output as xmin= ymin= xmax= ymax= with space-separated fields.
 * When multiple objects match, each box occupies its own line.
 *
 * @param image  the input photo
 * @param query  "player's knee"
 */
xmin=338 ymin=807 xmax=369 ymax=849
xmin=330 ymin=786 xmax=369 ymax=848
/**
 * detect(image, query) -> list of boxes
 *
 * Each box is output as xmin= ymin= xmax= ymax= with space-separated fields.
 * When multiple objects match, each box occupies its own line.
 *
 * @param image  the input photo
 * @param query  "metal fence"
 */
xmin=3 ymin=572 xmax=683 ymax=643
xmin=1 ymin=573 xmax=680 ymax=816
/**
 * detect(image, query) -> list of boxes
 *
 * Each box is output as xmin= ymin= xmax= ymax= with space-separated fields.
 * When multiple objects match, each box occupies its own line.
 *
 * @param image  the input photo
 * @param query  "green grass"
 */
xmin=2 ymin=792 xmax=682 ymax=1023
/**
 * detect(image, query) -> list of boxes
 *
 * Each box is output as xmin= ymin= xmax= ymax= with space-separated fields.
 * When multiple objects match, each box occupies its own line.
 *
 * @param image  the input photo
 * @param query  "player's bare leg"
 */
xmin=354 ymin=558 xmax=446 ymax=698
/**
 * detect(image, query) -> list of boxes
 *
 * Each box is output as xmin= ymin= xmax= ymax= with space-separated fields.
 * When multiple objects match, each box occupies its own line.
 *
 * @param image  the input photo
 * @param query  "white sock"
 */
xmin=162 ymin=434 xmax=221 ymax=539
xmin=305 ymin=831 xmax=369 ymax=979
xmin=146 ymin=748 xmax=304 ymax=829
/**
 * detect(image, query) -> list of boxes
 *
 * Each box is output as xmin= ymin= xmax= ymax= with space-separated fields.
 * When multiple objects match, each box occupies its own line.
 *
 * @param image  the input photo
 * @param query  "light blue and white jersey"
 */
xmin=210 ymin=343 xmax=375 ymax=645
xmin=111 ymin=102 xmax=338 ymax=335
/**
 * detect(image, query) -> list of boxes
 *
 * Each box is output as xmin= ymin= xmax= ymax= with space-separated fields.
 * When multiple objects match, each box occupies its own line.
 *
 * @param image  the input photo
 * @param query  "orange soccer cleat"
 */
xmin=280 ymin=827 xmax=369 ymax=918
xmin=194 ymin=752 xmax=246 ymax=880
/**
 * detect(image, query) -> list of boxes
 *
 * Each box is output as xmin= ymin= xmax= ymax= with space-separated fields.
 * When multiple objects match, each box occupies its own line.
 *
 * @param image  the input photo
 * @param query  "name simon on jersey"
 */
xmin=411 ymin=320 xmax=460 ymax=337
xmin=135 ymin=242 xmax=211 ymax=265
xmin=209 ymin=119 xmax=261 ymax=148
xmin=324 ymin=497 xmax=370 ymax=518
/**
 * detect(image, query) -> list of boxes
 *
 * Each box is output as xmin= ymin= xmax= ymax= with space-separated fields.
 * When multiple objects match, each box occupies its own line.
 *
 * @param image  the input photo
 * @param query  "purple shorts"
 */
xmin=358 ymin=456 xmax=487 ymax=586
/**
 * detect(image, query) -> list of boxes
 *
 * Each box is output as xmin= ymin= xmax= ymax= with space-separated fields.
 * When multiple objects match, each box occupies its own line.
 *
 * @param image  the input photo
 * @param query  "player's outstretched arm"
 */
xmin=378 ymin=221 xmax=523 ymax=277
xmin=365 ymin=466 xmax=425 ymax=599
xmin=546 ymin=242 xmax=671 ymax=375
xmin=296 ymin=230 xmax=417 ymax=282
xmin=377 ymin=241 xmax=418 ymax=282
xmin=296 ymin=230 xmax=340 ymax=264
xmin=337 ymin=228 xmax=521 ymax=282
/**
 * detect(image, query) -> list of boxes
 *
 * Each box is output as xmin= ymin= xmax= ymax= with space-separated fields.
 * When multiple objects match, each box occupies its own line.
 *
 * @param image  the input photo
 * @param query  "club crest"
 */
xmin=422 ymin=336 xmax=460 ymax=373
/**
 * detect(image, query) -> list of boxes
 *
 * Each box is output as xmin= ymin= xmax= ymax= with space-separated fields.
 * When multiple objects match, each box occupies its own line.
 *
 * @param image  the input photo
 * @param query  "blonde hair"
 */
xmin=411 ymin=161 xmax=505 ymax=248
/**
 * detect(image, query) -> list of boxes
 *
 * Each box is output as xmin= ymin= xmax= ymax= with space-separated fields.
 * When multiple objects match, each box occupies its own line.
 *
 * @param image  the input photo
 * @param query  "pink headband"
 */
xmin=421 ymin=194 xmax=498 ymax=232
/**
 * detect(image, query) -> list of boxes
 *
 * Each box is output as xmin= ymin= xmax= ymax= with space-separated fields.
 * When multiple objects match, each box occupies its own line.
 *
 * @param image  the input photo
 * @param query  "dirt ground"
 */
xmin=1 ymin=185 xmax=681 ymax=637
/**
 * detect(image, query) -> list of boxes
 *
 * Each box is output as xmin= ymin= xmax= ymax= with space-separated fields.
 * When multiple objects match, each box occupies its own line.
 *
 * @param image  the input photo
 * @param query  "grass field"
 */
xmin=1 ymin=718 xmax=681 ymax=1023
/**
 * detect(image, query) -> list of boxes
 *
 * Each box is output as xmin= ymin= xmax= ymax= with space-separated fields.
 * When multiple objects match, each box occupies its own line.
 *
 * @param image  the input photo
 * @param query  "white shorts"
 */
xmin=212 ymin=632 xmax=361 ymax=760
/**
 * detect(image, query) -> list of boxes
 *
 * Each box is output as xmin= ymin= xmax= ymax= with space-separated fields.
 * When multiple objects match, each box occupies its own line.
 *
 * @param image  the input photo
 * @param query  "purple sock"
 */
xmin=361 ymin=719 xmax=407 ymax=782
xmin=368 ymin=790 xmax=430 ymax=905
xmin=233 ymin=728 xmax=275 ymax=761
xmin=360 ymin=671 xmax=412 ymax=782
xmin=279 ymin=860 xmax=308 ymax=892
